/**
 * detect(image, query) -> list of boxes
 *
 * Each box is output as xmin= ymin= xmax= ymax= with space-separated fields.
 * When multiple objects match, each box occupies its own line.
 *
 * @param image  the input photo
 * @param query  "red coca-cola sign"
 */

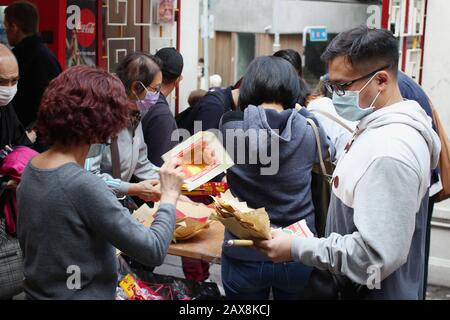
xmin=74 ymin=8 xmax=96 ymax=48
xmin=66 ymin=1 xmax=97 ymax=67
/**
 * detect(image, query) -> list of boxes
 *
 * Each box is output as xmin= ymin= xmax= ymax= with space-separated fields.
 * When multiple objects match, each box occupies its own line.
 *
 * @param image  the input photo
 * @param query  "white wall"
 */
xmin=277 ymin=0 xmax=379 ymax=34
xmin=422 ymin=0 xmax=450 ymax=288
xmin=422 ymin=0 xmax=450 ymax=130
xmin=210 ymin=0 xmax=378 ymax=34
xmin=178 ymin=0 xmax=200 ymax=113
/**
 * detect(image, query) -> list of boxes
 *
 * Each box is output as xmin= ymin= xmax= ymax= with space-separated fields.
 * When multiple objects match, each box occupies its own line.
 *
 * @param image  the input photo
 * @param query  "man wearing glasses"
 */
xmin=255 ymin=26 xmax=441 ymax=300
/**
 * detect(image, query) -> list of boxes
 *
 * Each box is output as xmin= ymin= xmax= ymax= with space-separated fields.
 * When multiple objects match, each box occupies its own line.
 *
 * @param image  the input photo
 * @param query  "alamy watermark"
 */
xmin=366 ymin=265 xmax=381 ymax=290
xmin=172 ymin=121 xmax=281 ymax=176
xmin=66 ymin=265 xmax=81 ymax=290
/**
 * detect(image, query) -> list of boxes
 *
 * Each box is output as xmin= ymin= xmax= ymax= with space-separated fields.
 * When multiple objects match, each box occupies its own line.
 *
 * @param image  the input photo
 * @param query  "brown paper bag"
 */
xmin=131 ymin=202 xmax=213 ymax=242
xmin=211 ymin=190 xmax=271 ymax=240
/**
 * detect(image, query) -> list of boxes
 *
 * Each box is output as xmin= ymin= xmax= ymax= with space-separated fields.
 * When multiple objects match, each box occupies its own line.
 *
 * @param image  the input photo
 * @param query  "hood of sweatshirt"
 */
xmin=241 ymin=105 xmax=310 ymax=161
xmin=357 ymin=99 xmax=441 ymax=170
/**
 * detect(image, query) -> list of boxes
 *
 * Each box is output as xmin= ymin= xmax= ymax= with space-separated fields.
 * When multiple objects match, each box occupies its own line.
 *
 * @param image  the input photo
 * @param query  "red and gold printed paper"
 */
xmin=181 ymin=182 xmax=229 ymax=196
xmin=279 ymin=220 xmax=314 ymax=238
xmin=162 ymin=131 xmax=234 ymax=191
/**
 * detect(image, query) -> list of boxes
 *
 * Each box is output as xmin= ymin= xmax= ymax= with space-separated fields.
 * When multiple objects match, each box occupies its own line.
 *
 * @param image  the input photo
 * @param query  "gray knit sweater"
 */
xmin=17 ymin=162 xmax=176 ymax=300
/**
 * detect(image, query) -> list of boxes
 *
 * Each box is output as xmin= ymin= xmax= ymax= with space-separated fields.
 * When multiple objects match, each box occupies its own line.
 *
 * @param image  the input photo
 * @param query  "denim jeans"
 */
xmin=221 ymin=254 xmax=313 ymax=300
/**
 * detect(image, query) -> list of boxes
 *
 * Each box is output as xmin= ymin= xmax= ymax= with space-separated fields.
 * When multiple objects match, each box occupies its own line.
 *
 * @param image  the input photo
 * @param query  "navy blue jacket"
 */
xmin=398 ymin=71 xmax=439 ymax=185
xmin=185 ymin=87 xmax=235 ymax=134
xmin=141 ymin=94 xmax=178 ymax=167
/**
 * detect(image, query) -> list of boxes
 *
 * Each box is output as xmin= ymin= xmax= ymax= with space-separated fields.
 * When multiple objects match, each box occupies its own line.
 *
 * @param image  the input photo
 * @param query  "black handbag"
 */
xmin=305 ymin=117 xmax=334 ymax=237
xmin=303 ymin=268 xmax=369 ymax=300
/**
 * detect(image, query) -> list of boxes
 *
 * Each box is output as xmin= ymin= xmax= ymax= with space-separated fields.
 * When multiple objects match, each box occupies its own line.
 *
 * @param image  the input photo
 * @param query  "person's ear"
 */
xmin=376 ymin=71 xmax=389 ymax=91
xmin=130 ymin=81 xmax=141 ymax=97
xmin=175 ymin=75 xmax=183 ymax=86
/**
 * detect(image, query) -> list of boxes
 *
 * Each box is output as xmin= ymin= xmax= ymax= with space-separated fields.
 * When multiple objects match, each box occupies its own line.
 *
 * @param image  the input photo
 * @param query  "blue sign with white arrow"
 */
xmin=309 ymin=27 xmax=328 ymax=42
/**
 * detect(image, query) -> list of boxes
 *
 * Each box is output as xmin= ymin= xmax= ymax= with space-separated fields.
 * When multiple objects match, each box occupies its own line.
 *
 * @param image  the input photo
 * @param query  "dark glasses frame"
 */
xmin=324 ymin=64 xmax=391 ymax=96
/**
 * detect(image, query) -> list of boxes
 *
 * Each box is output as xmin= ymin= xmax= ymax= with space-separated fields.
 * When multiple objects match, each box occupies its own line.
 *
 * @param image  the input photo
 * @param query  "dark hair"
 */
xmin=321 ymin=26 xmax=399 ymax=76
xmin=188 ymin=89 xmax=206 ymax=107
xmin=273 ymin=49 xmax=311 ymax=106
xmin=238 ymin=56 xmax=300 ymax=110
xmin=115 ymin=52 xmax=162 ymax=95
xmin=155 ymin=47 xmax=184 ymax=85
xmin=5 ymin=1 xmax=39 ymax=35
xmin=37 ymin=66 xmax=129 ymax=146
xmin=161 ymin=70 xmax=180 ymax=85
xmin=273 ymin=49 xmax=303 ymax=77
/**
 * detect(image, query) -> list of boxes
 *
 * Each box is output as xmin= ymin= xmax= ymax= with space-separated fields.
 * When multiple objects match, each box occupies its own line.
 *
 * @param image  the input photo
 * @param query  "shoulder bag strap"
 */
xmin=306 ymin=118 xmax=328 ymax=176
xmin=309 ymin=109 xmax=354 ymax=133
xmin=110 ymin=136 xmax=121 ymax=179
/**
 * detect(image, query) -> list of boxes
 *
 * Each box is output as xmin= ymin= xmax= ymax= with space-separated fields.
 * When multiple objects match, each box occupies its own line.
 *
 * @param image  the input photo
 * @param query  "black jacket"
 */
xmin=141 ymin=94 xmax=178 ymax=167
xmin=179 ymin=86 xmax=235 ymax=135
xmin=0 ymin=103 xmax=31 ymax=149
xmin=12 ymin=34 xmax=62 ymax=129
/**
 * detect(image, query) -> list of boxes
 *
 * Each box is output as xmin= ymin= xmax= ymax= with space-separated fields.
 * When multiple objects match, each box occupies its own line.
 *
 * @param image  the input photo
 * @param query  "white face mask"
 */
xmin=0 ymin=84 xmax=17 ymax=107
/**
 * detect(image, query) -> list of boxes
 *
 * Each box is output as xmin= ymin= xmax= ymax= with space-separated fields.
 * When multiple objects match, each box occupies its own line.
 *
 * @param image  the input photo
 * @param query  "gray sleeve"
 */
xmin=132 ymin=125 xmax=160 ymax=181
xmin=75 ymin=178 xmax=175 ymax=266
xmin=291 ymin=157 xmax=420 ymax=285
xmin=84 ymin=151 xmax=130 ymax=195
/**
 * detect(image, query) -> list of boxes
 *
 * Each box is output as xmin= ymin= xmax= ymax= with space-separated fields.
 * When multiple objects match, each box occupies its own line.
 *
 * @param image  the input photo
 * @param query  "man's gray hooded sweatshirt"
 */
xmin=220 ymin=105 xmax=331 ymax=261
xmin=291 ymin=100 xmax=441 ymax=300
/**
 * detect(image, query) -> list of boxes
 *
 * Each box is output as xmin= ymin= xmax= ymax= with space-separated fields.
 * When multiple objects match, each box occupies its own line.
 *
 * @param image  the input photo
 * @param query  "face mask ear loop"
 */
xmin=358 ymin=72 xmax=379 ymax=94
xmin=139 ymin=81 xmax=150 ymax=95
xmin=369 ymin=90 xmax=382 ymax=108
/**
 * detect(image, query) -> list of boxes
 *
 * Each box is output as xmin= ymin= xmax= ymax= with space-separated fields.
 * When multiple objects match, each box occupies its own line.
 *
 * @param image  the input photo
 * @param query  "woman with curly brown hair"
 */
xmin=16 ymin=65 xmax=184 ymax=300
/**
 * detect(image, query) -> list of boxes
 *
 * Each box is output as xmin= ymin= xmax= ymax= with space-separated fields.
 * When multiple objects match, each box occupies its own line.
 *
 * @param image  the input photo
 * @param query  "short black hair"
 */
xmin=321 ymin=26 xmax=399 ymax=76
xmin=5 ymin=1 xmax=39 ymax=35
xmin=273 ymin=49 xmax=311 ymax=106
xmin=238 ymin=56 xmax=300 ymax=110
xmin=115 ymin=52 xmax=162 ymax=95
xmin=155 ymin=47 xmax=184 ymax=84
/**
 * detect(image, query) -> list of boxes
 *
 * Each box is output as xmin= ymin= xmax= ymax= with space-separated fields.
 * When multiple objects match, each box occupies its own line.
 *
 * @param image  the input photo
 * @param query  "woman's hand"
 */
xmin=253 ymin=229 xmax=295 ymax=263
xmin=26 ymin=129 xmax=37 ymax=144
xmin=6 ymin=179 xmax=18 ymax=190
xmin=159 ymin=157 xmax=185 ymax=205
xmin=129 ymin=180 xmax=161 ymax=202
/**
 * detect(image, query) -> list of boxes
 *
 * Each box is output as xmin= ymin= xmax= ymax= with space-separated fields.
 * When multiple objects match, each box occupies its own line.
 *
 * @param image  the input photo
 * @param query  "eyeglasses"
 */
xmin=139 ymin=81 xmax=162 ymax=94
xmin=324 ymin=64 xmax=391 ymax=96
xmin=148 ymin=84 xmax=162 ymax=94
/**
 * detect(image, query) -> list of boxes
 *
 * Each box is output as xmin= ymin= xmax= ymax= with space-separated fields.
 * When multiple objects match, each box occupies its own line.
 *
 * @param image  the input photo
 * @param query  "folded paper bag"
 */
xmin=131 ymin=201 xmax=213 ymax=242
xmin=211 ymin=190 xmax=272 ymax=240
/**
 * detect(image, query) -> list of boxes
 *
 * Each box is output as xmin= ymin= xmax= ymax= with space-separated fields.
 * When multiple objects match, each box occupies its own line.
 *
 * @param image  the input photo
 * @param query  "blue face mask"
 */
xmin=332 ymin=73 xmax=382 ymax=121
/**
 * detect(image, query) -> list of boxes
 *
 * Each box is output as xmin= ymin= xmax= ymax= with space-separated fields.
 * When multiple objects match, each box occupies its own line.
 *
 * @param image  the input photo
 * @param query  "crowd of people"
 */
xmin=0 ymin=1 xmax=443 ymax=301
